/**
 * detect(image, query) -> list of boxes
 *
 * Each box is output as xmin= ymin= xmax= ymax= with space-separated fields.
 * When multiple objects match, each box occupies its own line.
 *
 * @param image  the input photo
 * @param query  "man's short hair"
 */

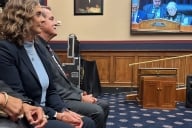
xmin=41 ymin=5 xmax=51 ymax=17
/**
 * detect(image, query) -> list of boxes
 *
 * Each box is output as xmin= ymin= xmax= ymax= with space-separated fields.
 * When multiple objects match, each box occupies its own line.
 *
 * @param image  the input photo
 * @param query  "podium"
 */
xmin=131 ymin=18 xmax=182 ymax=33
xmin=137 ymin=68 xmax=177 ymax=109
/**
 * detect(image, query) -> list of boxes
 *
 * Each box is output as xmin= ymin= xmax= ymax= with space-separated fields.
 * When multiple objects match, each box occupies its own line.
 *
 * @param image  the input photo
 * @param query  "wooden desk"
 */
xmin=180 ymin=25 xmax=192 ymax=32
xmin=137 ymin=68 xmax=177 ymax=109
xmin=139 ymin=19 xmax=180 ymax=31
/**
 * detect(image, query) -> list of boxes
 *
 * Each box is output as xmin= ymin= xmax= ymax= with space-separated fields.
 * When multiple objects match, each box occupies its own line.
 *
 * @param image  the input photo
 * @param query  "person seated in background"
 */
xmin=166 ymin=1 xmax=189 ymax=25
xmin=0 ymin=0 xmax=96 ymax=128
xmin=37 ymin=5 xmax=109 ymax=128
xmin=131 ymin=0 xmax=147 ymax=23
xmin=0 ymin=80 xmax=47 ymax=128
xmin=143 ymin=0 xmax=167 ymax=19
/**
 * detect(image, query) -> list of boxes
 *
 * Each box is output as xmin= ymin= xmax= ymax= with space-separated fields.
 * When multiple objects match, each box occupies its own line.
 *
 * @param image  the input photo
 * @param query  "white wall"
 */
xmin=47 ymin=0 xmax=192 ymax=41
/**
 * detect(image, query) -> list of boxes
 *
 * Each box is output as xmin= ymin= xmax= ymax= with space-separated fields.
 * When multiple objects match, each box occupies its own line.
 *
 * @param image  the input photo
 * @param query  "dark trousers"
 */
xmin=64 ymin=99 xmax=109 ymax=128
xmin=0 ymin=117 xmax=29 ymax=128
xmin=0 ymin=116 xmax=95 ymax=128
xmin=45 ymin=116 xmax=96 ymax=128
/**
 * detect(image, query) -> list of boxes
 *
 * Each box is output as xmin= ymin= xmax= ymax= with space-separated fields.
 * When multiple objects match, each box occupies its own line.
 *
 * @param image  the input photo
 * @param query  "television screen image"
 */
xmin=130 ymin=0 xmax=192 ymax=34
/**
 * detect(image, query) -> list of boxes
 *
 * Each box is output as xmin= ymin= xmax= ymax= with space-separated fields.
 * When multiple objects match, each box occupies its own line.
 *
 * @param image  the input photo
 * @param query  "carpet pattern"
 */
xmin=99 ymin=92 xmax=192 ymax=128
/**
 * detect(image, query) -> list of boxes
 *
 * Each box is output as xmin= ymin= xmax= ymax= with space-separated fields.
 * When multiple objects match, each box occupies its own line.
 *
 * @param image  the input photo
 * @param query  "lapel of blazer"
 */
xmin=19 ymin=46 xmax=39 ymax=80
xmin=52 ymin=52 xmax=67 ymax=78
xmin=36 ymin=36 xmax=71 ymax=83
xmin=51 ymin=51 xmax=72 ymax=84
xmin=50 ymin=50 xmax=71 ymax=84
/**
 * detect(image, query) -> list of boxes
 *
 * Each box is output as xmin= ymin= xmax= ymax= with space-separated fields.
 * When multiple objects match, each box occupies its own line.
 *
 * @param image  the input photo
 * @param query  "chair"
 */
xmin=80 ymin=59 xmax=102 ymax=97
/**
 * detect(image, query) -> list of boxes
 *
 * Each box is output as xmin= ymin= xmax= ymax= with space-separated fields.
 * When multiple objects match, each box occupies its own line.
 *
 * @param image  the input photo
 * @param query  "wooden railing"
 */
xmin=129 ymin=54 xmax=192 ymax=88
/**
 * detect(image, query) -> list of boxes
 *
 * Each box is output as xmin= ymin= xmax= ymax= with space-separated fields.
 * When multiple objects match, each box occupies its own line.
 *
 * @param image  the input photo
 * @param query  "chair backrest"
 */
xmin=177 ymin=4 xmax=192 ymax=25
xmin=80 ymin=59 xmax=102 ymax=97
xmin=177 ymin=4 xmax=192 ymax=15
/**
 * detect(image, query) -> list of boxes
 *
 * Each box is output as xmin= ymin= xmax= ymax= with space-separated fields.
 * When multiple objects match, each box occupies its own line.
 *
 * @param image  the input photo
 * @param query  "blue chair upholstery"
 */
xmin=177 ymin=4 xmax=192 ymax=25
xmin=177 ymin=4 xmax=192 ymax=14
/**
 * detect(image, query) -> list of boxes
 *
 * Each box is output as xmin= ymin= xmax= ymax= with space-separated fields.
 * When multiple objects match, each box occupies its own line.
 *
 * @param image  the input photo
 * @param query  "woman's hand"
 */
xmin=23 ymin=103 xmax=47 ymax=128
xmin=0 ymin=93 xmax=23 ymax=121
xmin=0 ymin=93 xmax=47 ymax=128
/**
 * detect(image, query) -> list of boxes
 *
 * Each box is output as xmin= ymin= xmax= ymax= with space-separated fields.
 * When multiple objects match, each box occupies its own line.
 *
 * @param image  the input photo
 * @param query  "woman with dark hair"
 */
xmin=0 ymin=0 xmax=95 ymax=128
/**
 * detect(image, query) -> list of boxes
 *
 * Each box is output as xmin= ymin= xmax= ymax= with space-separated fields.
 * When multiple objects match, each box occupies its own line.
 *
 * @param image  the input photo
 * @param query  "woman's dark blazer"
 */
xmin=0 ymin=80 xmax=28 ymax=101
xmin=0 ymin=39 xmax=67 ymax=119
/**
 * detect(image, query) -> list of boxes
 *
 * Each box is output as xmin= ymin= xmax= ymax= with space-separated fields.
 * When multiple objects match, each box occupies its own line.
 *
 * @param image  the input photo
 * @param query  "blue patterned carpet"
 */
xmin=99 ymin=92 xmax=192 ymax=128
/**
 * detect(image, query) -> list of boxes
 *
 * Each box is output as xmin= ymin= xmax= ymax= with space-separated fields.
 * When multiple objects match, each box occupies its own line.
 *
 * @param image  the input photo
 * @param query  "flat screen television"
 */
xmin=130 ymin=0 xmax=192 ymax=34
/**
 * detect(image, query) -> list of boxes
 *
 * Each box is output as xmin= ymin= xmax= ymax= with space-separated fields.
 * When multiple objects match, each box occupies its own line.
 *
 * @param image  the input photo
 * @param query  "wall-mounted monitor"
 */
xmin=130 ymin=0 xmax=192 ymax=34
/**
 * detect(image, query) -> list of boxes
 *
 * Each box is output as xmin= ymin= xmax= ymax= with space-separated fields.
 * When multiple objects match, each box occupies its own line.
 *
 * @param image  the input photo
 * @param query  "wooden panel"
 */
xmin=143 ymin=80 xmax=159 ymax=107
xmin=160 ymin=80 xmax=176 ymax=108
xmin=113 ymin=56 xmax=135 ymax=84
xmin=55 ymin=50 xmax=192 ymax=88
xmin=186 ymin=56 xmax=192 ymax=75
xmin=176 ymin=87 xmax=186 ymax=102
xmin=138 ymin=68 xmax=177 ymax=75
xmin=180 ymin=26 xmax=192 ymax=32
xmin=142 ymin=76 xmax=176 ymax=109
xmin=137 ymin=57 xmax=161 ymax=68
xmin=163 ymin=57 xmax=186 ymax=86
xmin=56 ymin=52 xmax=73 ymax=63
xmin=86 ymin=56 xmax=111 ymax=84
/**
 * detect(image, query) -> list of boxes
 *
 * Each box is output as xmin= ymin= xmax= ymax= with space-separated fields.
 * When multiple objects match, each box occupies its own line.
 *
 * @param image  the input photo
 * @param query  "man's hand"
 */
xmin=81 ymin=94 xmax=97 ymax=103
xmin=56 ymin=110 xmax=83 ymax=128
